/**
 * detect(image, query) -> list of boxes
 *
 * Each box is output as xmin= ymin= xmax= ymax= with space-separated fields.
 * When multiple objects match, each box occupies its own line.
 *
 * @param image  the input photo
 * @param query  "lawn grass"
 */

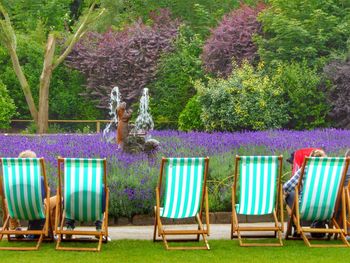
xmin=0 ymin=240 xmax=348 ymax=263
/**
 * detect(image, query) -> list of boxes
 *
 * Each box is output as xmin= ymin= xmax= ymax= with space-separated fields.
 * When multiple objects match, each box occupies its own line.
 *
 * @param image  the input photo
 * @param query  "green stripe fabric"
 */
xmin=1 ymin=158 xmax=45 ymax=220
xmin=299 ymin=157 xmax=345 ymax=221
xmin=237 ymin=156 xmax=279 ymax=215
xmin=161 ymin=157 xmax=205 ymax=219
xmin=63 ymin=158 xmax=104 ymax=221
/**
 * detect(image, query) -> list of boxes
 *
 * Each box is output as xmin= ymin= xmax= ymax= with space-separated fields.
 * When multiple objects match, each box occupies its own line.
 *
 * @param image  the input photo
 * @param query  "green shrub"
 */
xmin=0 ymin=80 xmax=16 ymax=129
xmin=255 ymin=0 xmax=350 ymax=68
xmin=3 ymin=0 xmax=72 ymax=32
xmin=178 ymin=95 xmax=204 ymax=131
xmin=272 ymin=61 xmax=329 ymax=129
xmin=95 ymin=0 xmax=240 ymax=36
xmin=196 ymin=61 xmax=289 ymax=131
xmin=150 ymin=26 xmax=204 ymax=129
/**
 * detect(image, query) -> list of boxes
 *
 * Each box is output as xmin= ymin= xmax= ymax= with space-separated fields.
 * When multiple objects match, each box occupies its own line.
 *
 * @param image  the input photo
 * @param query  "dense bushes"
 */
xmin=94 ymin=0 xmax=239 ymax=36
xmin=196 ymin=61 xmax=289 ymax=131
xmin=68 ymin=9 xmax=179 ymax=108
xmin=3 ymin=0 xmax=72 ymax=32
xmin=202 ymin=4 xmax=265 ymax=77
xmin=150 ymin=26 xmax=204 ymax=129
xmin=0 ymin=80 xmax=16 ymax=129
xmin=324 ymin=57 xmax=350 ymax=128
xmin=272 ymin=61 xmax=329 ymax=130
xmin=178 ymin=95 xmax=204 ymax=131
xmin=255 ymin=0 xmax=350 ymax=67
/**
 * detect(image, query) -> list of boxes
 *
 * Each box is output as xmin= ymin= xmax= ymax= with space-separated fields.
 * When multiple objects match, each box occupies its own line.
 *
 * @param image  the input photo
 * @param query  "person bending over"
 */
xmin=283 ymin=149 xmax=327 ymax=237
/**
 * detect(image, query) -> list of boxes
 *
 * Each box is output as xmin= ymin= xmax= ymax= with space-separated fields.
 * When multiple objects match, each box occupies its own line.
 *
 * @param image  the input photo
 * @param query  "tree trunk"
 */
xmin=38 ymin=34 xmax=56 ymax=134
xmin=8 ymin=47 xmax=38 ymax=123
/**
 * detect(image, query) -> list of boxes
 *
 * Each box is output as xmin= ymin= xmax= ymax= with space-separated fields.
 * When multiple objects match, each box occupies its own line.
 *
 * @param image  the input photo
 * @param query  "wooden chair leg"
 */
xmin=196 ymin=214 xmax=210 ymax=250
xmin=153 ymin=206 xmax=162 ymax=242
xmin=153 ymin=215 xmax=158 ymax=242
xmin=0 ymin=216 xmax=10 ymax=241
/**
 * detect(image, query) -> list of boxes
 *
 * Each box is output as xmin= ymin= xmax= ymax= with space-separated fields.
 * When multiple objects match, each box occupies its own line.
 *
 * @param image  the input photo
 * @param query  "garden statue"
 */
xmin=103 ymin=86 xmax=159 ymax=155
xmin=103 ymin=86 xmax=121 ymax=143
xmin=116 ymin=101 xmax=133 ymax=148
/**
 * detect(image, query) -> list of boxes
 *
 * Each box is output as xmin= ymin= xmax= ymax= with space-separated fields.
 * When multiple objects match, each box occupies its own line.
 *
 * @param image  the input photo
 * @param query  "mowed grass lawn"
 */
xmin=0 ymin=240 xmax=349 ymax=263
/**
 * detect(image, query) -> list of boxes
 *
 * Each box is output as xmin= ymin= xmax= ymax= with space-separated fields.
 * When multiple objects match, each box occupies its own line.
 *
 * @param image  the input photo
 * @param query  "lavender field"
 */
xmin=0 ymin=129 xmax=349 ymax=217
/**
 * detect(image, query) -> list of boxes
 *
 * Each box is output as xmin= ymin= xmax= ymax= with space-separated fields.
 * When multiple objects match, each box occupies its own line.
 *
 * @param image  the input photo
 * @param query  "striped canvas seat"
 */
xmin=299 ymin=157 xmax=345 ymax=221
xmin=285 ymin=156 xmax=350 ymax=247
xmin=237 ymin=156 xmax=279 ymax=215
xmin=1 ymin=158 xmax=45 ymax=220
xmin=63 ymin=158 xmax=104 ymax=222
xmin=160 ymin=157 xmax=205 ymax=219
xmin=232 ymin=155 xmax=284 ymax=246
xmin=154 ymin=157 xmax=210 ymax=250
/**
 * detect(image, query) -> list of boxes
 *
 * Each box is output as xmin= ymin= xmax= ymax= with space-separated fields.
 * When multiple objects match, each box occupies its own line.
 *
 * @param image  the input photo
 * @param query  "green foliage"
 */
xmin=20 ymin=122 xmax=38 ymax=134
xmin=75 ymin=125 xmax=94 ymax=134
xmin=3 ymin=0 xmax=72 ymax=32
xmin=196 ymin=61 xmax=289 ymax=131
xmin=0 ymin=80 xmax=16 ymax=129
xmin=178 ymin=95 xmax=204 ymax=131
xmin=272 ymin=61 xmax=329 ymax=130
xmin=95 ymin=0 xmax=240 ymax=36
xmin=150 ymin=26 xmax=204 ymax=129
xmin=0 ymin=34 xmax=102 ymax=122
xmin=255 ymin=0 xmax=350 ymax=68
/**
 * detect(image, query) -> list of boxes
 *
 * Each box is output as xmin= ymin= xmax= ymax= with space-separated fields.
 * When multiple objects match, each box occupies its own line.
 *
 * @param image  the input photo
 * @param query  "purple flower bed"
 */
xmin=0 ymin=129 xmax=349 ymax=217
xmin=1 ymin=129 xmax=348 ymax=165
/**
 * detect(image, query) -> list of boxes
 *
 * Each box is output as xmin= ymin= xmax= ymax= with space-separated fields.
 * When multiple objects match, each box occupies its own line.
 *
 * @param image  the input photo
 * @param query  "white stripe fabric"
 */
xmin=1 ymin=158 xmax=45 ymax=220
xmin=160 ymin=158 xmax=205 ymax=219
xmin=299 ymin=157 xmax=345 ymax=221
xmin=63 ymin=158 xmax=104 ymax=222
xmin=237 ymin=156 xmax=279 ymax=215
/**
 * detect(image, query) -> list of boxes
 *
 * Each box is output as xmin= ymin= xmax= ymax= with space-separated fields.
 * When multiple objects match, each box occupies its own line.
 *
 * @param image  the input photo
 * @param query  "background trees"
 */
xmin=1 ymin=0 xmax=350 ymax=132
xmin=255 ymin=0 xmax=350 ymax=68
xmin=202 ymin=4 xmax=265 ymax=77
xmin=68 ymin=9 xmax=179 ymax=108
xmin=0 ymin=1 xmax=103 ymax=133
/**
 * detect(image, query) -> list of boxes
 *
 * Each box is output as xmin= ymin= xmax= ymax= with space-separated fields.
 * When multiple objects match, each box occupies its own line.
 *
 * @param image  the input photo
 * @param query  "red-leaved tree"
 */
xmin=324 ymin=58 xmax=350 ymax=128
xmin=68 ymin=9 xmax=179 ymax=108
xmin=202 ymin=4 xmax=265 ymax=77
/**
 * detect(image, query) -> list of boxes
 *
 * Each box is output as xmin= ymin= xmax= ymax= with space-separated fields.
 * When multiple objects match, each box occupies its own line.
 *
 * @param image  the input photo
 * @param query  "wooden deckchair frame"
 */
xmin=285 ymin=157 xmax=350 ymax=247
xmin=153 ymin=157 xmax=210 ymax=250
xmin=0 ymin=158 xmax=52 ymax=250
xmin=231 ymin=155 xmax=284 ymax=247
xmin=55 ymin=158 xmax=109 ymax=252
xmin=346 ymin=184 xmax=350 ymax=238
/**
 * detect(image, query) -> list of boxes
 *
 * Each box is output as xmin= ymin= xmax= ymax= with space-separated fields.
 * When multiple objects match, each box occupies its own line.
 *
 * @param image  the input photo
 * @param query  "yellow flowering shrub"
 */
xmin=196 ymin=61 xmax=289 ymax=131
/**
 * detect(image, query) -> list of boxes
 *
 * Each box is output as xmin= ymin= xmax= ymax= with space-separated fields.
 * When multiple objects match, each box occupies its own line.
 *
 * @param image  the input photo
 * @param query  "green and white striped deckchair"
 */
xmin=56 ymin=158 xmax=109 ymax=252
xmin=160 ymin=157 xmax=205 ymax=219
xmin=0 ymin=158 xmax=50 ymax=250
xmin=154 ymin=157 xmax=210 ymax=250
xmin=300 ymin=157 xmax=345 ymax=221
xmin=232 ymin=156 xmax=284 ymax=246
xmin=289 ymin=157 xmax=350 ymax=247
xmin=63 ymin=158 xmax=104 ymax=222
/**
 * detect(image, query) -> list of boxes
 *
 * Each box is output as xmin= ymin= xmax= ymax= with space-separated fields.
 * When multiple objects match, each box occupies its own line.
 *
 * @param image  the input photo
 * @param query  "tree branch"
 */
xmin=0 ymin=2 xmax=38 ymax=122
xmin=53 ymin=3 xmax=105 ymax=70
